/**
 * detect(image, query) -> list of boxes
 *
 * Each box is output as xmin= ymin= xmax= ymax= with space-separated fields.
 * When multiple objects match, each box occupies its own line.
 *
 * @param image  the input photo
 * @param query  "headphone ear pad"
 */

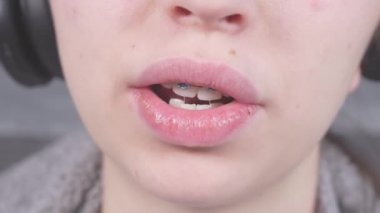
xmin=0 ymin=0 xmax=62 ymax=86
xmin=362 ymin=38 xmax=380 ymax=81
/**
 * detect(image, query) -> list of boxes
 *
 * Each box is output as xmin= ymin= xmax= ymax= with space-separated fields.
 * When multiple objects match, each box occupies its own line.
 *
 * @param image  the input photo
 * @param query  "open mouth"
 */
xmin=130 ymin=57 xmax=259 ymax=147
xmin=151 ymin=83 xmax=234 ymax=110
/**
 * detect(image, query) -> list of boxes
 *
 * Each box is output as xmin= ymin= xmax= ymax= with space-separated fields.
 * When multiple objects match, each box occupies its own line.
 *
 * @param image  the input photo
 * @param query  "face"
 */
xmin=50 ymin=0 xmax=380 ymax=208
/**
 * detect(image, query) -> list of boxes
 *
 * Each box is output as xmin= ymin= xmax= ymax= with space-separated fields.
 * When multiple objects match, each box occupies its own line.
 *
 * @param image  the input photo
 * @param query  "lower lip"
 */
xmin=131 ymin=88 xmax=259 ymax=148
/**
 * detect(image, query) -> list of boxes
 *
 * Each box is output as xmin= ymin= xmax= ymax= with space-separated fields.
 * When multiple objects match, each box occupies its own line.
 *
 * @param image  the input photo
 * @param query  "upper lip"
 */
xmin=130 ymin=57 xmax=259 ymax=104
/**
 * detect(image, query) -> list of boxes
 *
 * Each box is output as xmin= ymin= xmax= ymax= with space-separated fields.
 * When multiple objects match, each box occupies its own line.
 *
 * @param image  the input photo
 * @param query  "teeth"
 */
xmin=197 ymin=88 xmax=223 ymax=101
xmin=172 ymin=83 xmax=199 ymax=98
xmin=169 ymin=98 xmax=185 ymax=108
xmin=167 ymin=83 xmax=225 ymax=101
xmin=196 ymin=103 xmax=223 ymax=110
xmin=182 ymin=104 xmax=197 ymax=110
xmin=195 ymin=104 xmax=212 ymax=110
xmin=169 ymin=98 xmax=222 ymax=110
xmin=169 ymin=98 xmax=196 ymax=110
xmin=162 ymin=83 xmax=174 ymax=89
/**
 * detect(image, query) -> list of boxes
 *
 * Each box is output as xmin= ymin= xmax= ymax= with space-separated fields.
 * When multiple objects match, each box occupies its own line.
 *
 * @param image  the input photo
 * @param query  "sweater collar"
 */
xmin=1 ymin=132 xmax=377 ymax=213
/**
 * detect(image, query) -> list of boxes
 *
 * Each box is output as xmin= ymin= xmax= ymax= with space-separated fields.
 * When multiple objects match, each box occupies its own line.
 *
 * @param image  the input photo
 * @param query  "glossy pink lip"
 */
xmin=130 ymin=57 xmax=261 ymax=147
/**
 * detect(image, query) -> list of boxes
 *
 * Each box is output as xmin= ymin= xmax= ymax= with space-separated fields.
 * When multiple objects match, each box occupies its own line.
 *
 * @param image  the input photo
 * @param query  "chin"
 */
xmin=118 ymin=141 xmax=257 ymax=209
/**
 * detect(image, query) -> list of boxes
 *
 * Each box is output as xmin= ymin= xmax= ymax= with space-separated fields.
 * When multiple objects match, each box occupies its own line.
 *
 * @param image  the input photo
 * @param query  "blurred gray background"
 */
xmin=0 ymin=67 xmax=82 ymax=172
xmin=0 ymin=65 xmax=379 ymax=177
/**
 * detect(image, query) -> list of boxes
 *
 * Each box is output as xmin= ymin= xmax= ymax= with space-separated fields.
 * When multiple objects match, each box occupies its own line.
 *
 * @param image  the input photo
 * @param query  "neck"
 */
xmin=102 ymin=148 xmax=320 ymax=213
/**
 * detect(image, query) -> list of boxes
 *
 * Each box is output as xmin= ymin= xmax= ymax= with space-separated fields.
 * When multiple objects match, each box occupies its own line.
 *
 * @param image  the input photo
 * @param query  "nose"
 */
xmin=168 ymin=1 xmax=250 ymax=33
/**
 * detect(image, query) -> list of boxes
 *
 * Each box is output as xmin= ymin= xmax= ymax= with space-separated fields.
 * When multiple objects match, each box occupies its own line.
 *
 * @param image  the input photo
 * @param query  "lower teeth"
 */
xmin=169 ymin=98 xmax=222 ymax=110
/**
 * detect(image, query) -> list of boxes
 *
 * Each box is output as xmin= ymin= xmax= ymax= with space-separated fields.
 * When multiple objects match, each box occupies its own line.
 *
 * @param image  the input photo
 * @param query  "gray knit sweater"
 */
xmin=0 ymin=131 xmax=379 ymax=213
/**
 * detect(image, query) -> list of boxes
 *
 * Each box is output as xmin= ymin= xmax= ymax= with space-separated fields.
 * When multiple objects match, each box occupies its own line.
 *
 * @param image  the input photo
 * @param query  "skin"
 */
xmin=50 ymin=0 xmax=380 ymax=212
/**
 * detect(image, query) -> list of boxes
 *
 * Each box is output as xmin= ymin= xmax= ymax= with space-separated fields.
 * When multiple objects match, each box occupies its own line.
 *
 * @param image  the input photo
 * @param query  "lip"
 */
xmin=129 ymin=57 xmax=261 ymax=147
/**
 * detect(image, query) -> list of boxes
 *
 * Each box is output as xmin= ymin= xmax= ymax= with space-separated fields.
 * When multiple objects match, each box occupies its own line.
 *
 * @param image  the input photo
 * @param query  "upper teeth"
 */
xmin=168 ymin=83 xmax=224 ymax=101
xmin=162 ymin=83 xmax=175 ymax=89
xmin=197 ymin=87 xmax=222 ymax=101
xmin=173 ymin=83 xmax=198 ymax=98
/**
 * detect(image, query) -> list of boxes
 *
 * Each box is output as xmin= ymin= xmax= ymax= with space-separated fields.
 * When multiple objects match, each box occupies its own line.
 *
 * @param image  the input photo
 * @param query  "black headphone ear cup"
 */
xmin=361 ymin=26 xmax=380 ymax=81
xmin=19 ymin=0 xmax=62 ymax=79
xmin=362 ymin=39 xmax=380 ymax=81
xmin=0 ymin=0 xmax=62 ymax=87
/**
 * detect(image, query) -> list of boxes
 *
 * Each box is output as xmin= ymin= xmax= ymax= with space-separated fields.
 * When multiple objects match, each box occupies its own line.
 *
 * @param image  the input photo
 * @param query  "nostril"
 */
xmin=172 ymin=6 xmax=193 ymax=17
xmin=225 ymin=14 xmax=244 ymax=24
xmin=170 ymin=6 xmax=246 ymax=33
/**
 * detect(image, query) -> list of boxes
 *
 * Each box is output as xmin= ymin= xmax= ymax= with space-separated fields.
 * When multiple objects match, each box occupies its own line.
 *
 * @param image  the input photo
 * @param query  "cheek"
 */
xmin=308 ymin=0 xmax=330 ymax=13
xmin=309 ymin=0 xmax=321 ymax=9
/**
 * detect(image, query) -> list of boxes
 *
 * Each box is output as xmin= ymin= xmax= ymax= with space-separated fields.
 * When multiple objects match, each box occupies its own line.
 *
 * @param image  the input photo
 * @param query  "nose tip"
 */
xmin=169 ymin=3 xmax=248 ymax=33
